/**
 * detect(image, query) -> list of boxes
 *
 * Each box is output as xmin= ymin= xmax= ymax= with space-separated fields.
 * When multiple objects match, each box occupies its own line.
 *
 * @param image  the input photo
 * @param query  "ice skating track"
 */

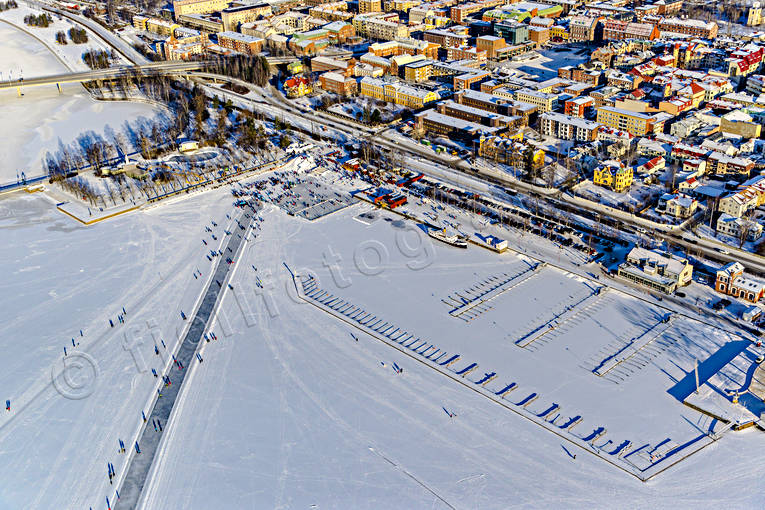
xmin=114 ymin=209 xmax=253 ymax=509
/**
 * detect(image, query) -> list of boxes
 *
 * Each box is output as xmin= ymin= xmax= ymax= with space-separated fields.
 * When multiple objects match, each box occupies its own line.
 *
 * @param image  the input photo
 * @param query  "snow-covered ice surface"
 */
xmin=0 ymin=22 xmax=163 ymax=184
xmin=138 ymin=188 xmax=765 ymax=509
xmin=0 ymin=188 xmax=240 ymax=509
xmin=2 ymin=159 xmax=765 ymax=508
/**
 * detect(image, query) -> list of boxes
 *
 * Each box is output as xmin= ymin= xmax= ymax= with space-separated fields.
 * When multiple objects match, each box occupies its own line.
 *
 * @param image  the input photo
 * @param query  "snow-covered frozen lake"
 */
xmin=0 ymin=21 xmax=163 ymax=185
xmin=3 ymin=158 xmax=765 ymax=509
xmin=139 ymin=197 xmax=765 ymax=509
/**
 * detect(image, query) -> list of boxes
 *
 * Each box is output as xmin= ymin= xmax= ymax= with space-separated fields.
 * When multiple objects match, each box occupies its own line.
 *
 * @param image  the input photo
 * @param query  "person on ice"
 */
xmin=5 ymin=400 xmax=9 ymax=411
xmin=142 ymin=411 xmax=146 ymax=423
xmin=134 ymin=441 xmax=141 ymax=454
xmin=151 ymin=368 xmax=157 ymax=378
xmin=155 ymin=345 xmax=159 ymax=355
xmin=119 ymin=439 xmax=125 ymax=453
xmin=196 ymin=353 xmax=203 ymax=363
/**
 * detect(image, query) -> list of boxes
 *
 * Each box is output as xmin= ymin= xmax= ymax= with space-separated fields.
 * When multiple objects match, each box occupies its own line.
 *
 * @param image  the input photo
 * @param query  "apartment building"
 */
xmin=359 ymin=0 xmax=382 ymax=13
xmin=596 ymin=106 xmax=657 ymax=136
xmin=446 ymin=46 xmax=487 ymax=62
xmin=353 ymin=13 xmax=409 ymax=39
xmin=436 ymin=100 xmax=519 ymax=129
xmin=146 ymin=17 xmax=179 ymax=36
xmin=603 ymin=20 xmax=660 ymax=40
xmin=177 ymin=13 xmax=224 ymax=32
xmin=402 ymin=59 xmax=434 ymax=81
xmin=415 ymin=111 xmax=504 ymax=140
xmin=359 ymin=77 xmax=439 ymax=108
xmin=221 ymin=3 xmax=271 ymax=31
xmin=369 ymin=40 xmax=439 ymax=59
xmin=540 ymin=112 xmax=599 ymax=141
xmin=564 ymin=96 xmax=593 ymax=117
xmin=319 ymin=72 xmax=358 ymax=95
xmin=528 ymin=26 xmax=549 ymax=47
xmin=217 ymin=31 xmax=264 ymax=54
xmin=423 ymin=29 xmax=470 ymax=48
xmin=514 ymin=88 xmax=558 ymax=112
xmin=718 ymin=188 xmax=760 ymax=217
xmin=658 ymin=17 xmax=718 ymax=38
xmin=707 ymin=152 xmax=755 ymax=175
xmin=476 ymin=35 xmax=507 ymax=59
xmin=717 ymin=214 xmax=764 ymax=242
xmin=450 ymin=0 xmax=505 ymax=23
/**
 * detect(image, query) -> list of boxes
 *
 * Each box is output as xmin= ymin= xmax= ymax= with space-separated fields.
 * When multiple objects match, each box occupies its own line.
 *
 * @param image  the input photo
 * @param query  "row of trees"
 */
xmin=68 ymin=27 xmax=88 ymax=44
xmin=0 ymin=0 xmax=18 ymax=11
xmin=83 ymin=49 xmax=115 ymax=69
xmin=24 ymin=13 xmax=51 ymax=27
xmin=204 ymin=55 xmax=272 ymax=88
xmin=55 ymin=28 xmax=88 ymax=45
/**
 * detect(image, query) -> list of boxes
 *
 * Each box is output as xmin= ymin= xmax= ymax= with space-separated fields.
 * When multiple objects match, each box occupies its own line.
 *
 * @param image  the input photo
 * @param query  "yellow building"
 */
xmin=359 ymin=0 xmax=381 ymax=13
xmin=146 ymin=18 xmax=180 ymax=36
xmin=359 ymin=77 xmax=438 ymax=108
xmin=514 ymin=88 xmax=558 ymax=112
xmin=391 ymin=0 xmax=419 ymax=11
xmin=353 ymin=14 xmax=409 ymax=39
xmin=221 ymin=4 xmax=273 ymax=31
xmin=173 ymin=0 xmax=229 ymax=17
xmin=284 ymin=77 xmax=312 ymax=98
xmin=403 ymin=61 xmax=433 ymax=82
xmin=747 ymin=2 xmax=762 ymax=26
xmin=549 ymin=25 xmax=568 ymax=40
xmin=594 ymin=161 xmax=633 ymax=192
xmin=596 ymin=106 xmax=655 ymax=136
xmin=132 ymin=15 xmax=148 ymax=31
